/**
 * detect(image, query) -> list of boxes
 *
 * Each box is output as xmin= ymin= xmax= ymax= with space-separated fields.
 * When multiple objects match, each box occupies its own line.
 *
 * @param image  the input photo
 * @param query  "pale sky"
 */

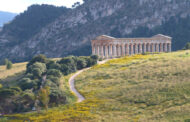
xmin=0 ymin=0 xmax=83 ymax=13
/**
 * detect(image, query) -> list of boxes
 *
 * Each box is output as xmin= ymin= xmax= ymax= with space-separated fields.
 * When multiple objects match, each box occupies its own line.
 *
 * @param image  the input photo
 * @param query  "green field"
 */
xmin=3 ymin=51 xmax=190 ymax=122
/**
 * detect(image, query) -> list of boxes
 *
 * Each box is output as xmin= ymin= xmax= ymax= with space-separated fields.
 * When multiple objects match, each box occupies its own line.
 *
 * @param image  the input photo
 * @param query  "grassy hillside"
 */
xmin=4 ymin=51 xmax=190 ymax=121
xmin=0 ymin=62 xmax=27 ymax=87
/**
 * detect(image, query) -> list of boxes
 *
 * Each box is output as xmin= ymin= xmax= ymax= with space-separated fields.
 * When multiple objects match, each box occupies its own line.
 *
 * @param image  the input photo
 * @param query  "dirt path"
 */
xmin=69 ymin=60 xmax=110 ymax=102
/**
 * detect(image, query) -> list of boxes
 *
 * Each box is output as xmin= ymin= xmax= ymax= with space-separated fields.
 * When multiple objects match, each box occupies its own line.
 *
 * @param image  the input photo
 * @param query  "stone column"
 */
xmin=139 ymin=44 xmax=142 ymax=54
xmin=105 ymin=45 xmax=108 ymax=58
xmin=168 ymin=43 xmax=171 ymax=52
xmin=113 ymin=44 xmax=117 ymax=57
xmin=131 ymin=44 xmax=134 ymax=55
xmin=135 ymin=44 xmax=138 ymax=54
xmin=97 ymin=45 xmax=100 ymax=56
xmin=164 ymin=43 xmax=167 ymax=52
xmin=122 ymin=44 xmax=125 ymax=56
xmin=101 ymin=45 xmax=104 ymax=58
xmin=92 ymin=45 xmax=95 ymax=55
xmin=147 ymin=43 xmax=151 ymax=52
xmin=156 ymin=43 xmax=159 ymax=52
xmin=143 ymin=43 xmax=146 ymax=53
xmin=160 ymin=43 xmax=163 ymax=52
xmin=125 ymin=44 xmax=129 ymax=55
xmin=109 ymin=44 xmax=112 ymax=58
xmin=118 ymin=45 xmax=121 ymax=56
xmin=151 ymin=43 xmax=155 ymax=52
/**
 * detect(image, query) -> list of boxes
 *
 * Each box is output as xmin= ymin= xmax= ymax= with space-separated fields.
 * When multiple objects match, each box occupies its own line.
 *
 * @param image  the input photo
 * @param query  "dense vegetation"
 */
xmin=5 ymin=51 xmax=190 ymax=121
xmin=0 ymin=55 xmax=98 ymax=114
xmin=1 ymin=4 xmax=69 ymax=45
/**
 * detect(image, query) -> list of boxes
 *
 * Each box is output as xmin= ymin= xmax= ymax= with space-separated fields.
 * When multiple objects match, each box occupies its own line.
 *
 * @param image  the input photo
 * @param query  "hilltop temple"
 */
xmin=91 ymin=34 xmax=172 ymax=59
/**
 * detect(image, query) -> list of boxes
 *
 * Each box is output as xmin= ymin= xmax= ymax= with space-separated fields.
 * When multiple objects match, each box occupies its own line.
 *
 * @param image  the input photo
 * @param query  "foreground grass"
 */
xmin=4 ymin=51 xmax=190 ymax=121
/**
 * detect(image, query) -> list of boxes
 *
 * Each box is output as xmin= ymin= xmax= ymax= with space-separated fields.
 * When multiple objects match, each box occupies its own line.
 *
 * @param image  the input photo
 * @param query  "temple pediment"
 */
xmin=95 ymin=35 xmax=115 ymax=40
xmin=152 ymin=34 xmax=172 ymax=39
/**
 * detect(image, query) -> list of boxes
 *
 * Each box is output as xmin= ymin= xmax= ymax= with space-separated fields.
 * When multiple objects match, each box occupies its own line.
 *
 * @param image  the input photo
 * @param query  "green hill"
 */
xmin=3 ymin=51 xmax=190 ymax=121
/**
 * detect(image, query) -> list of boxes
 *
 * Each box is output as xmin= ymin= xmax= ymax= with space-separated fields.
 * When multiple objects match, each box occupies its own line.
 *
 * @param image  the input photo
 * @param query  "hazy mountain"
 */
xmin=0 ymin=11 xmax=17 ymax=27
xmin=1 ymin=0 xmax=190 ymax=62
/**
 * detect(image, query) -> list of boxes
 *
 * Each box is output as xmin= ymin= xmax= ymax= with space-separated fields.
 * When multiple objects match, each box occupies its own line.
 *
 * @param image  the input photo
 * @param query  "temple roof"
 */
xmin=95 ymin=35 xmax=115 ymax=40
xmin=152 ymin=34 xmax=172 ymax=39
xmin=94 ymin=34 xmax=172 ymax=41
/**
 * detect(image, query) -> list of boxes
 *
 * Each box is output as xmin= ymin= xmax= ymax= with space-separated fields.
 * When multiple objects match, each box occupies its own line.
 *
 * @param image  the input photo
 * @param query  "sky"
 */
xmin=0 ymin=0 xmax=83 ymax=13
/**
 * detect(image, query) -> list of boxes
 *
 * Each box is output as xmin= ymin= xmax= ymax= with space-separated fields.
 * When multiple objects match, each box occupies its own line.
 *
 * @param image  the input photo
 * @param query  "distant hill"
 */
xmin=0 ymin=11 xmax=16 ymax=27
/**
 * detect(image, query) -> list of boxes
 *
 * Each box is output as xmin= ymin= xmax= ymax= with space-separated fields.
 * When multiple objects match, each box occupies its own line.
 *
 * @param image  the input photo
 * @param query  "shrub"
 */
xmin=183 ymin=42 xmax=190 ymax=50
xmin=27 ymin=54 xmax=48 ymax=69
xmin=46 ymin=76 xmax=60 ymax=86
xmin=27 ymin=62 xmax=47 ymax=78
xmin=76 ymin=58 xmax=87 ymax=70
xmin=86 ymin=58 xmax=97 ymax=67
xmin=0 ymin=88 xmax=18 ymax=99
xmin=46 ymin=60 xmax=61 ymax=70
xmin=90 ymin=55 xmax=98 ymax=60
xmin=6 ymin=61 xmax=13 ymax=69
xmin=49 ymin=89 xmax=66 ymax=106
xmin=19 ymin=78 xmax=33 ymax=90
xmin=19 ymin=78 xmax=39 ymax=91
xmin=38 ymin=86 xmax=50 ymax=110
xmin=47 ymin=69 xmax=62 ymax=78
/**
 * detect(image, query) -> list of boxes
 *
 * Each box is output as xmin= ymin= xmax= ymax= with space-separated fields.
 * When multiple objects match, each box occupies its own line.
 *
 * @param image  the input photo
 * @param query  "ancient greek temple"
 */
xmin=91 ymin=34 xmax=172 ymax=58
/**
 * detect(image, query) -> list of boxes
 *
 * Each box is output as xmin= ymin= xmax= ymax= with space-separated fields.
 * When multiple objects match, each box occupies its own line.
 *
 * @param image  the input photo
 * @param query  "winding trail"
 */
xmin=69 ymin=59 xmax=110 ymax=102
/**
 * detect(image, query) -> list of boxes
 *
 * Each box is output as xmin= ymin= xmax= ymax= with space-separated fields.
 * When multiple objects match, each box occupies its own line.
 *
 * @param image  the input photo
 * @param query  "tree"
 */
xmin=47 ymin=69 xmax=62 ymax=78
xmin=90 ymin=55 xmax=98 ymax=60
xmin=76 ymin=58 xmax=87 ymax=70
xmin=72 ymin=2 xmax=81 ymax=8
xmin=27 ymin=54 xmax=48 ymax=69
xmin=28 ymin=62 xmax=47 ymax=78
xmin=19 ymin=78 xmax=33 ymax=90
xmin=38 ymin=86 xmax=50 ymax=110
xmin=6 ymin=61 xmax=13 ymax=69
xmin=183 ymin=42 xmax=190 ymax=50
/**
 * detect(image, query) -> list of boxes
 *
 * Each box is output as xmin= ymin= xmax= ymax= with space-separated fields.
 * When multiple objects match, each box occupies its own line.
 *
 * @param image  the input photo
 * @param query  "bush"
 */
xmin=28 ymin=62 xmax=47 ymax=78
xmin=49 ymin=89 xmax=66 ymax=106
xmin=46 ymin=76 xmax=60 ymax=86
xmin=47 ymin=69 xmax=62 ymax=78
xmin=60 ymin=64 xmax=70 ymax=75
xmin=183 ymin=42 xmax=190 ymax=50
xmin=38 ymin=86 xmax=50 ymax=110
xmin=6 ymin=61 xmax=13 ymax=69
xmin=0 ymin=88 xmax=18 ymax=99
xmin=46 ymin=60 xmax=61 ymax=70
xmin=27 ymin=54 xmax=48 ymax=69
xmin=86 ymin=58 xmax=97 ymax=67
xmin=90 ymin=55 xmax=98 ymax=60
xmin=19 ymin=78 xmax=39 ymax=91
xmin=19 ymin=78 xmax=33 ymax=90
xmin=76 ymin=58 xmax=87 ymax=70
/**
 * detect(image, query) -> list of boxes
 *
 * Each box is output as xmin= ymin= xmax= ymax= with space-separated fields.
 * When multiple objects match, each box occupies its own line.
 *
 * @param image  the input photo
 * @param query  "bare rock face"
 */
xmin=0 ymin=0 xmax=190 ymax=62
